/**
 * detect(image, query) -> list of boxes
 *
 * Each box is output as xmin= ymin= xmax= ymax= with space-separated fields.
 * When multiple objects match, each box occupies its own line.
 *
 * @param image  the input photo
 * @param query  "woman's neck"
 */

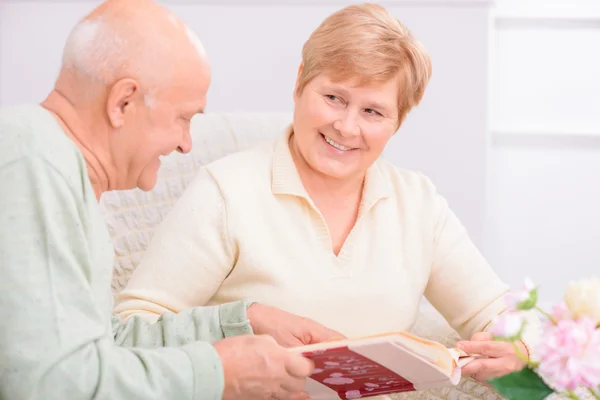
xmin=288 ymin=133 xmax=365 ymax=205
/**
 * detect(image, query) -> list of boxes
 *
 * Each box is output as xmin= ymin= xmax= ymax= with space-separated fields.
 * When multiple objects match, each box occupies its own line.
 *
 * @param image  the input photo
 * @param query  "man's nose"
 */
xmin=177 ymin=129 xmax=193 ymax=154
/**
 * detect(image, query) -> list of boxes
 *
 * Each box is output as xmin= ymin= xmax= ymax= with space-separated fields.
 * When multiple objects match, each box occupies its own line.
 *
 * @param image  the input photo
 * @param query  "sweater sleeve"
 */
xmin=112 ymin=299 xmax=254 ymax=347
xmin=0 ymin=156 xmax=224 ymax=400
xmin=113 ymin=167 xmax=238 ymax=322
xmin=424 ymin=182 xmax=511 ymax=340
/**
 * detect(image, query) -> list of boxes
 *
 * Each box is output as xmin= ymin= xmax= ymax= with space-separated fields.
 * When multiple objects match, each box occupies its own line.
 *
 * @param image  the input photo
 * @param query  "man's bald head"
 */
xmin=61 ymin=0 xmax=207 ymax=102
xmin=49 ymin=0 xmax=211 ymax=193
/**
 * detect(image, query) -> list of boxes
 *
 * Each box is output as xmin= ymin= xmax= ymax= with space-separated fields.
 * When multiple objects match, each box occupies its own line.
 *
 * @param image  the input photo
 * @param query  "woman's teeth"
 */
xmin=324 ymin=135 xmax=352 ymax=151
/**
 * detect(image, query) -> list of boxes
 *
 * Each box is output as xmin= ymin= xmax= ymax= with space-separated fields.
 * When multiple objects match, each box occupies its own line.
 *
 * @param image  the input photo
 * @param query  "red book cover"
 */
xmin=291 ymin=331 xmax=473 ymax=399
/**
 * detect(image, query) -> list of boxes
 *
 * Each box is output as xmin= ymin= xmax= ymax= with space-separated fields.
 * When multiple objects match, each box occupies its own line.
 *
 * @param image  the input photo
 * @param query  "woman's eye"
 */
xmin=325 ymin=95 xmax=339 ymax=102
xmin=365 ymin=108 xmax=382 ymax=116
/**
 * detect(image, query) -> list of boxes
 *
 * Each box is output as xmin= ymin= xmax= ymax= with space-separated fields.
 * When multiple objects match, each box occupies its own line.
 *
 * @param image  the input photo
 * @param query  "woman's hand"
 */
xmin=247 ymin=303 xmax=345 ymax=348
xmin=456 ymin=332 xmax=528 ymax=382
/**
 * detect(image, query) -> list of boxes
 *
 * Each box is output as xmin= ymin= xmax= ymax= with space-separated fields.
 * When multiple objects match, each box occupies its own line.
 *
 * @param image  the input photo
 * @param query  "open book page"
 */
xmin=290 ymin=331 xmax=475 ymax=399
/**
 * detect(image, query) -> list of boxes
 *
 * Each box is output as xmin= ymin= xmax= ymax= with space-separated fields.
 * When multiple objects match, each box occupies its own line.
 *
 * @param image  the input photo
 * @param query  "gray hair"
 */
xmin=61 ymin=15 xmax=206 ymax=106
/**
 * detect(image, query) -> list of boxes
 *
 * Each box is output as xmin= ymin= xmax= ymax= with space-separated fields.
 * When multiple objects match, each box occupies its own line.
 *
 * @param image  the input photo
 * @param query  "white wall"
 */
xmin=0 ymin=0 xmax=493 ymax=252
xmin=486 ymin=0 xmax=600 ymax=304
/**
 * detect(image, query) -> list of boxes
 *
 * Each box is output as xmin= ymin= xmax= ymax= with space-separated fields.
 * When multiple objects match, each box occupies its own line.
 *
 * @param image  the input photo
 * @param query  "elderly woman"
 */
xmin=114 ymin=3 xmax=533 ymax=383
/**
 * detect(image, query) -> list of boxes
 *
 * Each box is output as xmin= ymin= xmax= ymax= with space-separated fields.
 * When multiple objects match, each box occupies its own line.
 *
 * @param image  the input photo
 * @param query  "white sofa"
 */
xmin=100 ymin=113 xmax=506 ymax=400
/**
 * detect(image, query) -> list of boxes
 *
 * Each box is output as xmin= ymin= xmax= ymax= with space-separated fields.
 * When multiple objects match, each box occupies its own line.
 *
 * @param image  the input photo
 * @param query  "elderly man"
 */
xmin=0 ymin=0 xmax=341 ymax=399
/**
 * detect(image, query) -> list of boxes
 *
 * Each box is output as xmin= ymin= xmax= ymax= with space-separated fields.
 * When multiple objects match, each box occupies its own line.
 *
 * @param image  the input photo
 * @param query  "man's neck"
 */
xmin=41 ymin=90 xmax=116 ymax=201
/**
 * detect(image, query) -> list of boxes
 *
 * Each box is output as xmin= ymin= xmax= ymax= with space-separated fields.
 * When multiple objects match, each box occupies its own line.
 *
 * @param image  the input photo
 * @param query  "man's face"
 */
xmin=120 ymin=60 xmax=210 ymax=191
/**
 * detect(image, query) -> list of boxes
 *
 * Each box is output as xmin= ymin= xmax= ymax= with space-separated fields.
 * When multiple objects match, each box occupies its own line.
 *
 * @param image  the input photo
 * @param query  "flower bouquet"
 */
xmin=487 ymin=277 xmax=600 ymax=400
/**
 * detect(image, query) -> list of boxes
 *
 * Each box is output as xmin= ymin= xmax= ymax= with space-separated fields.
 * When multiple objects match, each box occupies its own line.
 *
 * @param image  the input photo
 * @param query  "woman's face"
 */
xmin=291 ymin=70 xmax=400 ymax=182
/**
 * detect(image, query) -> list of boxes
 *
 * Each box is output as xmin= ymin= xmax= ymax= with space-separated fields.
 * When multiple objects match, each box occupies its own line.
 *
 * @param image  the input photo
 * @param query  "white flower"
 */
xmin=490 ymin=311 xmax=528 ymax=339
xmin=505 ymin=277 xmax=538 ymax=310
xmin=523 ymin=277 xmax=536 ymax=292
xmin=564 ymin=277 xmax=600 ymax=323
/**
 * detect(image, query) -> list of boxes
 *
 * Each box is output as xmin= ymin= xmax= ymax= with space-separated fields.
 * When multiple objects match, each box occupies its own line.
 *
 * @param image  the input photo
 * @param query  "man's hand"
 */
xmin=214 ymin=335 xmax=313 ymax=400
xmin=457 ymin=332 xmax=528 ymax=382
xmin=247 ymin=303 xmax=345 ymax=348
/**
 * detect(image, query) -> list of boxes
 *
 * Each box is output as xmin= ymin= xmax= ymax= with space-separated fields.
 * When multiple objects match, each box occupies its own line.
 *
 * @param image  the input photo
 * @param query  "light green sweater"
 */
xmin=0 ymin=104 xmax=253 ymax=400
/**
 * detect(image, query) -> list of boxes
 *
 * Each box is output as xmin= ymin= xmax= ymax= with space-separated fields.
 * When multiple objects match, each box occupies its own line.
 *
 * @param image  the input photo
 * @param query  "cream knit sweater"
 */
xmin=114 ymin=127 xmax=510 ymax=340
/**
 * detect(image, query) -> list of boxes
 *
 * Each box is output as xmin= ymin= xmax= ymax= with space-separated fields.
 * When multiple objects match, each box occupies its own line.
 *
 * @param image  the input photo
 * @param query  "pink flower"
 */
xmin=490 ymin=312 xmax=527 ymax=339
xmin=551 ymin=302 xmax=572 ymax=323
xmin=505 ymin=277 xmax=537 ymax=310
xmin=536 ymin=316 xmax=600 ymax=391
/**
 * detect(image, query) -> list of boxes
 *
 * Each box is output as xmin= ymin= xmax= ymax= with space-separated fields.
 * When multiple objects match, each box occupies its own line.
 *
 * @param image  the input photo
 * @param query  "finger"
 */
xmin=256 ymin=334 xmax=279 ymax=344
xmin=271 ymin=391 xmax=292 ymax=400
xmin=272 ymin=388 xmax=303 ymax=400
xmin=303 ymin=321 xmax=346 ymax=344
xmin=471 ymin=332 xmax=493 ymax=341
xmin=289 ymin=392 xmax=311 ymax=400
xmin=273 ymin=390 xmax=311 ymax=400
xmin=257 ymin=333 xmax=291 ymax=350
xmin=461 ymin=358 xmax=516 ymax=381
xmin=455 ymin=332 xmax=493 ymax=349
xmin=281 ymin=376 xmax=308 ymax=393
xmin=279 ymin=336 xmax=307 ymax=348
xmin=457 ymin=340 xmax=513 ymax=358
xmin=285 ymin=354 xmax=314 ymax=378
xmin=461 ymin=358 xmax=484 ymax=377
xmin=312 ymin=328 xmax=346 ymax=344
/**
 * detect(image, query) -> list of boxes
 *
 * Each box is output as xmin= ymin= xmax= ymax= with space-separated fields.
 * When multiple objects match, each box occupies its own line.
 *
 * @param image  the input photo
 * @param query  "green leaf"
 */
xmin=517 ymin=288 xmax=539 ymax=310
xmin=488 ymin=368 xmax=554 ymax=400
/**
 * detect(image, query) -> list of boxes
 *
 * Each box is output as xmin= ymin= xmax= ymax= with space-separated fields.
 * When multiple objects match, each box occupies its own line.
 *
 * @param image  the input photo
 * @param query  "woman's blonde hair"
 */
xmin=297 ymin=3 xmax=432 ymax=125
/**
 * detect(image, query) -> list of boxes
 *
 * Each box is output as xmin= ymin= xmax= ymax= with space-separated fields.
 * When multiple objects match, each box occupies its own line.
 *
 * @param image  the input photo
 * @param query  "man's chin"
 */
xmin=136 ymin=174 xmax=159 ymax=192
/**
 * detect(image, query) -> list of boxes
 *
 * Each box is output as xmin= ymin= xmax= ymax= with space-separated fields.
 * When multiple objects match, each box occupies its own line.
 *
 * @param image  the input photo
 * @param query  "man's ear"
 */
xmin=106 ymin=78 xmax=141 ymax=129
xmin=293 ymin=63 xmax=304 ymax=102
